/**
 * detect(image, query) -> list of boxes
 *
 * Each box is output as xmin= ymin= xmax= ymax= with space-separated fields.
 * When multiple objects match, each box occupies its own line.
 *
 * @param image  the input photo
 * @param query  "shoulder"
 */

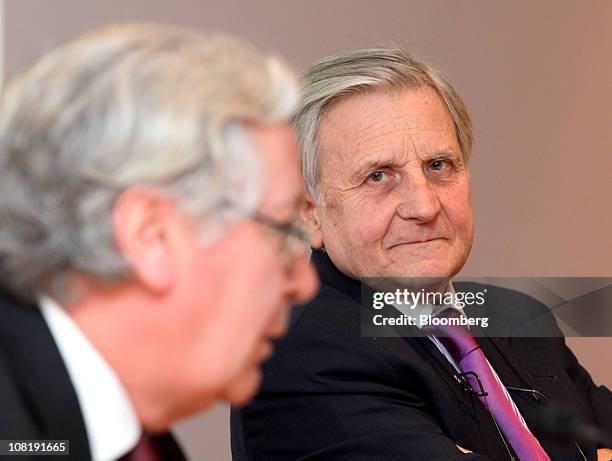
xmin=0 ymin=352 xmax=41 ymax=438
xmin=454 ymin=281 xmax=547 ymax=308
xmin=0 ymin=287 xmax=41 ymax=326
xmin=278 ymin=282 xmax=393 ymax=372
xmin=290 ymin=282 xmax=361 ymax=329
xmin=0 ymin=291 xmax=44 ymax=437
xmin=455 ymin=281 xmax=562 ymax=336
xmin=0 ymin=290 xmax=91 ymax=458
xmin=262 ymin=282 xmax=431 ymax=396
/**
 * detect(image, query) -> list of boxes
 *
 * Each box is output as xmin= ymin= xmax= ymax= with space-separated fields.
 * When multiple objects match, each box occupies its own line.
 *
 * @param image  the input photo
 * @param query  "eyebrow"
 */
xmin=350 ymin=159 xmax=396 ymax=183
xmin=350 ymin=149 xmax=463 ymax=182
xmin=427 ymin=149 xmax=464 ymax=164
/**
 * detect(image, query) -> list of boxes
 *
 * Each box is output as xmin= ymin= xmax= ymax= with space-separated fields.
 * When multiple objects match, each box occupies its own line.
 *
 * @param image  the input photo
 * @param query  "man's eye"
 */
xmin=427 ymin=159 xmax=454 ymax=178
xmin=430 ymin=160 xmax=448 ymax=171
xmin=367 ymin=171 xmax=387 ymax=183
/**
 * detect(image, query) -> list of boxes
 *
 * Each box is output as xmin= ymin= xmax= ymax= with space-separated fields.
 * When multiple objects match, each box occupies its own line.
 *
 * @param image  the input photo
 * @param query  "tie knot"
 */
xmin=120 ymin=433 xmax=161 ymax=461
xmin=422 ymin=309 xmax=480 ymax=362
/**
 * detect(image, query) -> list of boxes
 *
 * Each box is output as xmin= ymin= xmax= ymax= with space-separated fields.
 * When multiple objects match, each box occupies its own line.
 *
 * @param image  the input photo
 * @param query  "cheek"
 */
xmin=323 ymin=195 xmax=396 ymax=245
xmin=187 ymin=249 xmax=274 ymax=351
xmin=441 ymin=185 xmax=474 ymax=243
xmin=224 ymin=248 xmax=287 ymax=338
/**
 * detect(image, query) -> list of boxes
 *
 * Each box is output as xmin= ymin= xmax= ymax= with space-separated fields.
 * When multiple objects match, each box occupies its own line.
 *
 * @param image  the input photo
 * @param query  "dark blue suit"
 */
xmin=231 ymin=251 xmax=611 ymax=460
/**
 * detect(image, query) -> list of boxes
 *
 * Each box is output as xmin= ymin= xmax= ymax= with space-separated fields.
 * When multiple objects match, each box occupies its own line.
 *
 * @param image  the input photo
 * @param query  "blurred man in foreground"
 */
xmin=0 ymin=23 xmax=317 ymax=460
xmin=232 ymin=48 xmax=612 ymax=460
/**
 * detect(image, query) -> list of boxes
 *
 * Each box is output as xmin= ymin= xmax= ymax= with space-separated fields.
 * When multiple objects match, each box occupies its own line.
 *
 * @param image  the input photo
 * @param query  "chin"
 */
xmin=390 ymin=259 xmax=450 ymax=276
xmin=222 ymin=366 xmax=262 ymax=407
xmin=382 ymin=258 xmax=463 ymax=286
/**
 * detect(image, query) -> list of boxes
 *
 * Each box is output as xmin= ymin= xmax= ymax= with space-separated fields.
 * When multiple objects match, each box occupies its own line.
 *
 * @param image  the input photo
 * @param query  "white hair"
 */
xmin=0 ymin=23 xmax=298 ymax=301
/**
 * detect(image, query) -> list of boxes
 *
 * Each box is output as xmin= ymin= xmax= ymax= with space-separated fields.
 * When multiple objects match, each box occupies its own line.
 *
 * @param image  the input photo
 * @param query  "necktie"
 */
xmin=423 ymin=309 xmax=551 ymax=461
xmin=119 ymin=434 xmax=161 ymax=461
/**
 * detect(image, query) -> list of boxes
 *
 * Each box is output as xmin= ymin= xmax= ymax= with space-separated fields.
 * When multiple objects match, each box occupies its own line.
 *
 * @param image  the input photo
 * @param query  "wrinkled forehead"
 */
xmin=316 ymin=87 xmax=459 ymax=175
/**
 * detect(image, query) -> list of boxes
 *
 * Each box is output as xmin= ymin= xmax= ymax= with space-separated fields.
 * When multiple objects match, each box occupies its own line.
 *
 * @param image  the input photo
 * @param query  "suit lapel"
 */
xmin=401 ymin=335 xmax=521 ymax=459
xmin=471 ymin=315 xmax=563 ymax=399
xmin=0 ymin=294 xmax=91 ymax=460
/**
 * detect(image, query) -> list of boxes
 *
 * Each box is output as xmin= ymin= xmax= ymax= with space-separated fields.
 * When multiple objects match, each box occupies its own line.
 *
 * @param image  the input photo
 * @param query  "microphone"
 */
xmin=506 ymin=386 xmax=612 ymax=461
xmin=534 ymin=406 xmax=612 ymax=447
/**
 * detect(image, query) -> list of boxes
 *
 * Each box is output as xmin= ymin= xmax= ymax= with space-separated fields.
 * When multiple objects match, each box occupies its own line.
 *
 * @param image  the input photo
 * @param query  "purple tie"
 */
xmin=423 ymin=309 xmax=551 ymax=461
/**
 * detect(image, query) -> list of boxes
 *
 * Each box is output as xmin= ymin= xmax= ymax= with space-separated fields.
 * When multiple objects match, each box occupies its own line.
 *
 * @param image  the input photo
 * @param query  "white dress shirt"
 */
xmin=40 ymin=296 xmax=141 ymax=461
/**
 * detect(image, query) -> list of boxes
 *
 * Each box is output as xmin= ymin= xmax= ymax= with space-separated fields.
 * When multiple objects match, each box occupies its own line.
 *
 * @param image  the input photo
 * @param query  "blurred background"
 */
xmin=1 ymin=1 xmax=610 ymax=459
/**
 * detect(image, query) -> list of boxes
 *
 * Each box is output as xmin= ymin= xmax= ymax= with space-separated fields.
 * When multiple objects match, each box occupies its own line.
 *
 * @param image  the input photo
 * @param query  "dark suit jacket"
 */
xmin=0 ymin=290 xmax=185 ymax=461
xmin=231 ymin=251 xmax=612 ymax=460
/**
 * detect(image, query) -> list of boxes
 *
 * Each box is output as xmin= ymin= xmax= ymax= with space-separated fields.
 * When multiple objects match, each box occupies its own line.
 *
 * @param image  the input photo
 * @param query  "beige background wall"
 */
xmin=4 ymin=1 xmax=611 ymax=459
xmin=0 ymin=1 xmax=3 ymax=89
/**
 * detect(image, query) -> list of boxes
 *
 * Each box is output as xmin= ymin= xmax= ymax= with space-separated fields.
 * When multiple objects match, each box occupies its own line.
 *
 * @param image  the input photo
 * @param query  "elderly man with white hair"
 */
xmin=0 ymin=23 xmax=317 ymax=460
xmin=231 ymin=48 xmax=612 ymax=461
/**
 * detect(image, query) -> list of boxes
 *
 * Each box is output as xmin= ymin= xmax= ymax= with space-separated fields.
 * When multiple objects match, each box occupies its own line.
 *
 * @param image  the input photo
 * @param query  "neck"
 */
xmin=64 ymin=284 xmax=180 ymax=432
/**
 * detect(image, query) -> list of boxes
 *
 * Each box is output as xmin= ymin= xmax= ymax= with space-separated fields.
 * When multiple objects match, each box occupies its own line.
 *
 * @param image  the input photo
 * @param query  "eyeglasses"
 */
xmin=252 ymin=212 xmax=311 ymax=264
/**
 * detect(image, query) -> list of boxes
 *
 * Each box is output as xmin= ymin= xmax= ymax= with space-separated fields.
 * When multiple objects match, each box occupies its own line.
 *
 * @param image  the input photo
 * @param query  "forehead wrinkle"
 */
xmin=350 ymin=121 xmax=437 ymax=170
xmin=319 ymin=91 xmax=459 ymax=191
xmin=349 ymin=120 xmax=418 ymax=165
xmin=402 ymin=115 xmax=417 ymax=165
xmin=351 ymin=111 xmax=452 ymax=155
xmin=352 ymin=114 xmax=420 ymax=149
xmin=352 ymin=124 xmax=408 ymax=157
xmin=343 ymin=121 xmax=458 ymax=173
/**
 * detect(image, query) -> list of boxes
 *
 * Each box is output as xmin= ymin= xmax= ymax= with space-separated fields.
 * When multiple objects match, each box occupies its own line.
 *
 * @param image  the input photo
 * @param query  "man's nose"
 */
xmin=395 ymin=172 xmax=441 ymax=223
xmin=285 ymin=252 xmax=319 ymax=305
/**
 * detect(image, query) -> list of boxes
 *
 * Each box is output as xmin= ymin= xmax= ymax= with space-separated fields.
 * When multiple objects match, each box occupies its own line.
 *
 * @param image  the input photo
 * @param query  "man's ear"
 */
xmin=112 ymin=188 xmax=174 ymax=293
xmin=300 ymin=191 xmax=324 ymax=250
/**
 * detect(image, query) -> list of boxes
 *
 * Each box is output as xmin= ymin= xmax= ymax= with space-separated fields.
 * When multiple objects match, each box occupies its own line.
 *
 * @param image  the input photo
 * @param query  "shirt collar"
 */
xmin=39 ymin=295 xmax=141 ymax=461
xmin=391 ymin=281 xmax=467 ymax=329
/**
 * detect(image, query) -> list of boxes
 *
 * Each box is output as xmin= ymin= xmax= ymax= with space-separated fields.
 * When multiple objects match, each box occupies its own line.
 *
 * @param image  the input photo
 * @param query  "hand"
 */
xmin=456 ymin=444 xmax=472 ymax=454
xmin=597 ymin=448 xmax=612 ymax=461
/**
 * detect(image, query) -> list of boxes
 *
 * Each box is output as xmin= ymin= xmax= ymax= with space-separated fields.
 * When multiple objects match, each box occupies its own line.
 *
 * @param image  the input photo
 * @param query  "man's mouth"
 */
xmin=389 ymin=237 xmax=446 ymax=248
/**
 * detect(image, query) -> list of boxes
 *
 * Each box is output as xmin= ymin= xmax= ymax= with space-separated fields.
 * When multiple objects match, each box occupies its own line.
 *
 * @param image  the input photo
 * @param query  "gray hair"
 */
xmin=294 ymin=48 xmax=473 ymax=204
xmin=0 ymin=23 xmax=298 ymax=302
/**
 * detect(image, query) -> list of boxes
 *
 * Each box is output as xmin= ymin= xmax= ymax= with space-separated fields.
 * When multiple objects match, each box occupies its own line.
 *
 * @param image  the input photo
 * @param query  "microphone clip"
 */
xmin=456 ymin=371 xmax=488 ymax=397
